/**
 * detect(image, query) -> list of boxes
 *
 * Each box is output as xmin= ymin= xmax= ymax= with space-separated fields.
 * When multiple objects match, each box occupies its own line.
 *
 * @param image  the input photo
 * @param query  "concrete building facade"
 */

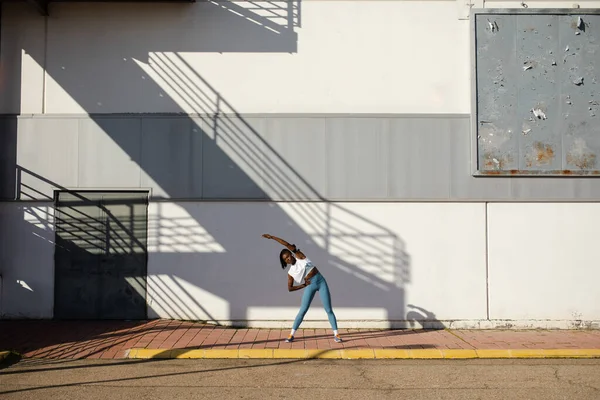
xmin=0 ymin=0 xmax=599 ymax=329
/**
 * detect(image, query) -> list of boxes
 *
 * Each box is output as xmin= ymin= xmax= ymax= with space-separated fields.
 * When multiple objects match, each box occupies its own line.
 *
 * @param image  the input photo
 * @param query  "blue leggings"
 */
xmin=293 ymin=272 xmax=338 ymax=331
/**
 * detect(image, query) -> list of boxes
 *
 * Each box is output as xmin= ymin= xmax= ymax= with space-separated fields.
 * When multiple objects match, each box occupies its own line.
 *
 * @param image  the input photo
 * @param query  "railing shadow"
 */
xmin=140 ymin=51 xmax=412 ymax=295
xmin=7 ymin=0 xmax=419 ymax=330
xmin=13 ymin=167 xmax=149 ymax=319
xmin=0 ymin=319 xmax=439 ymax=366
xmin=406 ymin=304 xmax=445 ymax=330
xmin=0 ymin=354 xmax=320 ymax=396
xmin=12 ymin=166 xmax=411 ymax=325
xmin=216 ymin=0 xmax=301 ymax=31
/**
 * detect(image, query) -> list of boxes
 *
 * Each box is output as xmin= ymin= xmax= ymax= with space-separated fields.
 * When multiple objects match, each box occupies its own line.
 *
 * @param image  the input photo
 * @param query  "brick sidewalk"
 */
xmin=1 ymin=320 xmax=599 ymax=360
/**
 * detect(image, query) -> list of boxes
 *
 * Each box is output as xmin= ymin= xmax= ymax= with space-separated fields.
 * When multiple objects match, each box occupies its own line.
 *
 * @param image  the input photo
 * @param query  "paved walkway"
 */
xmin=1 ymin=320 xmax=599 ymax=360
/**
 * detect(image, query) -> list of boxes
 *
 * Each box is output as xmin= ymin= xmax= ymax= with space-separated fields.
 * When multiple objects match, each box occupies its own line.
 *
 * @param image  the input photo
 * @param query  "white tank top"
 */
xmin=288 ymin=257 xmax=315 ymax=285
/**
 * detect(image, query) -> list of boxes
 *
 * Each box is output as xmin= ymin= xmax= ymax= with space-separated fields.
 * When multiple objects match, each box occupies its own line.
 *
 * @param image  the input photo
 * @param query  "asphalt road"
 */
xmin=1 ymin=357 xmax=599 ymax=399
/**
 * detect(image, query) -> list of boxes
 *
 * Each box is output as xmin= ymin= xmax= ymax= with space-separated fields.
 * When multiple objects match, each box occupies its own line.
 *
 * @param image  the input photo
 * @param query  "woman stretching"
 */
xmin=262 ymin=234 xmax=342 ymax=343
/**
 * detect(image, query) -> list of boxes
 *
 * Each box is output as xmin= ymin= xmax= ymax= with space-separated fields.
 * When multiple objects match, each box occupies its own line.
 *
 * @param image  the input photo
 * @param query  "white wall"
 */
xmin=488 ymin=203 xmax=600 ymax=328
xmin=1 ymin=199 xmax=599 ymax=328
xmin=2 ymin=1 xmax=600 ymax=328
xmin=145 ymin=201 xmax=487 ymax=327
xmin=5 ymin=1 xmax=600 ymax=116
xmin=0 ymin=200 xmax=487 ymax=326
xmin=0 ymin=3 xmax=46 ymax=114
xmin=2 ymin=1 xmax=471 ymax=115
xmin=0 ymin=202 xmax=55 ymax=318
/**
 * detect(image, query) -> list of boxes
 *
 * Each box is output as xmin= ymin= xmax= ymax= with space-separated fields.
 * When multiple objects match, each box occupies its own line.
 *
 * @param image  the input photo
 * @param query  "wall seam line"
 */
xmin=42 ymin=16 xmax=48 ymax=114
xmin=485 ymin=201 xmax=490 ymax=321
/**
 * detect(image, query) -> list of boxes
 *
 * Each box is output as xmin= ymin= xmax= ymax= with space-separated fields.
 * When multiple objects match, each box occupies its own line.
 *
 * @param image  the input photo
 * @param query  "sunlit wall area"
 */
xmin=1 ymin=1 xmax=599 ymax=328
xmin=144 ymin=201 xmax=487 ymax=327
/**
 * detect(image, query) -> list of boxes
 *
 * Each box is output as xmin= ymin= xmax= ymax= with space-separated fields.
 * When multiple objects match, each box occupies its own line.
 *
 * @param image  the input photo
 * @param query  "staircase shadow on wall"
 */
xmin=14 ymin=1 xmax=418 ymax=329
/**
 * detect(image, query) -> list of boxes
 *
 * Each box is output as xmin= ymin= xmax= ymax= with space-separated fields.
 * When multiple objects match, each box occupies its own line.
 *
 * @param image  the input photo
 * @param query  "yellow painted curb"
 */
xmin=131 ymin=349 xmax=174 ymax=359
xmin=581 ymin=349 xmax=600 ymax=358
xmin=541 ymin=349 xmax=600 ymax=358
xmin=374 ymin=349 xmax=410 ymax=359
xmin=203 ymin=350 xmax=239 ymax=359
xmin=306 ymin=349 xmax=341 ymax=359
xmin=442 ymin=349 xmax=479 ymax=359
xmin=408 ymin=349 xmax=444 ymax=359
xmin=239 ymin=349 xmax=274 ymax=359
xmin=171 ymin=349 xmax=205 ymax=359
xmin=508 ymin=349 xmax=546 ymax=358
xmin=126 ymin=348 xmax=600 ymax=360
xmin=475 ymin=349 xmax=514 ymax=359
xmin=340 ymin=349 xmax=375 ymax=359
xmin=273 ymin=349 xmax=309 ymax=359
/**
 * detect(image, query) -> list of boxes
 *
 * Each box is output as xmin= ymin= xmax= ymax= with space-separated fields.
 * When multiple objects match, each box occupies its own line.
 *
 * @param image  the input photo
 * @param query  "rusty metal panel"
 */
xmin=472 ymin=9 xmax=600 ymax=176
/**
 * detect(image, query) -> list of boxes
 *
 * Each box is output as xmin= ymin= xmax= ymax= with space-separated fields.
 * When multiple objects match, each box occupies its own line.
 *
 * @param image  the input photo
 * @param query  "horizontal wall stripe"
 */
xmin=8 ymin=113 xmax=471 ymax=119
xmin=3 ymin=114 xmax=600 ymax=202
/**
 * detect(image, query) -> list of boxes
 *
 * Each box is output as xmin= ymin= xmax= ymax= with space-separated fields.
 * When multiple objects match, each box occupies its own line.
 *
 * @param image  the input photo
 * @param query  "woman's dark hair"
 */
xmin=279 ymin=249 xmax=291 ymax=269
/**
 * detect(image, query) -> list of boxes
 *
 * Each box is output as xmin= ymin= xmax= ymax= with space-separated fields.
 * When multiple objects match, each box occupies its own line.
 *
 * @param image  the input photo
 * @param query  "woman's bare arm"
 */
xmin=262 ymin=234 xmax=306 ymax=259
xmin=288 ymin=274 xmax=308 ymax=292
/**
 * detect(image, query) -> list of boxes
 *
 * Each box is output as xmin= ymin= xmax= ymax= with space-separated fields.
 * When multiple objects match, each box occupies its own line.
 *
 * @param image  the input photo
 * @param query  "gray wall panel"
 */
xmin=78 ymin=117 xmax=142 ymax=189
xmin=508 ymin=177 xmax=600 ymax=199
xmin=510 ymin=178 xmax=576 ymax=199
xmin=328 ymin=118 xmax=388 ymax=199
xmin=5 ymin=113 xmax=600 ymax=202
xmin=190 ymin=118 xmax=205 ymax=198
xmin=140 ymin=117 xmax=195 ymax=198
xmin=202 ymin=116 xmax=265 ymax=199
xmin=0 ymin=116 xmax=17 ymax=199
xmin=574 ymin=178 xmax=600 ymax=198
xmin=17 ymin=117 xmax=79 ymax=200
xmin=389 ymin=118 xmax=451 ymax=199
xmin=263 ymin=118 xmax=327 ymax=201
